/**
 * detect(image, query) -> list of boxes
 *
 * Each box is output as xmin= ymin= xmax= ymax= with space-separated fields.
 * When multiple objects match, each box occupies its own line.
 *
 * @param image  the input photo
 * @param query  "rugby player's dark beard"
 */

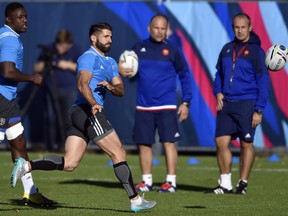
xmin=96 ymin=41 xmax=111 ymax=53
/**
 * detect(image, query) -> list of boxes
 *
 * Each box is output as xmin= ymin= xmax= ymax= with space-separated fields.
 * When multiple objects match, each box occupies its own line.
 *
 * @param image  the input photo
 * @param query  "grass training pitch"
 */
xmin=0 ymin=150 xmax=287 ymax=215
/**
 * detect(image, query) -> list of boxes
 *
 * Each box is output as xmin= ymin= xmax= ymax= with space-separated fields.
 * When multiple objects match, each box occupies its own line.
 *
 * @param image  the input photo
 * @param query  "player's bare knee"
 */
xmin=64 ymin=165 xmax=77 ymax=172
xmin=118 ymin=148 xmax=127 ymax=160
xmin=110 ymin=149 xmax=126 ymax=163
xmin=215 ymin=137 xmax=229 ymax=148
xmin=64 ymin=160 xmax=79 ymax=172
xmin=240 ymin=141 xmax=254 ymax=149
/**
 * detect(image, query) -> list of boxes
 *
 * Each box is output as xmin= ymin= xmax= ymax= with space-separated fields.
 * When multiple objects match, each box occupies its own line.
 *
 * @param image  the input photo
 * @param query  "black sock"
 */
xmin=30 ymin=155 xmax=65 ymax=171
xmin=113 ymin=161 xmax=138 ymax=199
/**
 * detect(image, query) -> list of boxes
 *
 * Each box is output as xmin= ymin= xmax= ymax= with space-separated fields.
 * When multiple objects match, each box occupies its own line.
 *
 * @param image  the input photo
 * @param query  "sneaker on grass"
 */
xmin=19 ymin=189 xmax=57 ymax=206
xmin=204 ymin=185 xmax=233 ymax=194
xmin=135 ymin=181 xmax=154 ymax=192
xmin=235 ymin=180 xmax=248 ymax=195
xmin=157 ymin=181 xmax=177 ymax=193
xmin=11 ymin=157 xmax=28 ymax=188
xmin=130 ymin=194 xmax=156 ymax=212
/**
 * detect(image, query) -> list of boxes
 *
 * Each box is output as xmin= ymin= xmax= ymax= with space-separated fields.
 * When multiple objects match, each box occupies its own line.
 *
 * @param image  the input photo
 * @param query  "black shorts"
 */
xmin=65 ymin=104 xmax=113 ymax=143
xmin=0 ymin=94 xmax=21 ymax=129
xmin=215 ymin=99 xmax=255 ymax=142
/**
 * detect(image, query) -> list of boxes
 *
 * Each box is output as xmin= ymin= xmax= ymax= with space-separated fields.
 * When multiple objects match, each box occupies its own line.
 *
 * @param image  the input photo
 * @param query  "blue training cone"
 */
xmin=232 ymin=156 xmax=239 ymax=163
xmin=267 ymin=154 xmax=280 ymax=162
xmin=152 ymin=158 xmax=160 ymax=165
xmin=186 ymin=157 xmax=199 ymax=165
xmin=107 ymin=160 xmax=113 ymax=166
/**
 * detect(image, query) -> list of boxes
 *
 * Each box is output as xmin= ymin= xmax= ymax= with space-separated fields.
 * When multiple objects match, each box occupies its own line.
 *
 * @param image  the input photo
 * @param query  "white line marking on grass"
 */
xmin=186 ymin=166 xmax=288 ymax=172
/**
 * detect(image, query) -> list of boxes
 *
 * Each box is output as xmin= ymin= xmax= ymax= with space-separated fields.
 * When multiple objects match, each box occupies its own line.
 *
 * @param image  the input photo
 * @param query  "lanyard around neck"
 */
xmin=230 ymin=42 xmax=248 ymax=88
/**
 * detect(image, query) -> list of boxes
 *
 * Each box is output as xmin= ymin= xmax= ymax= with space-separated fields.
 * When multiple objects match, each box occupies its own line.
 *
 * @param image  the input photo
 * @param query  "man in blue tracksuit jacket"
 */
xmin=119 ymin=14 xmax=193 ymax=192
xmin=207 ymin=13 xmax=270 ymax=195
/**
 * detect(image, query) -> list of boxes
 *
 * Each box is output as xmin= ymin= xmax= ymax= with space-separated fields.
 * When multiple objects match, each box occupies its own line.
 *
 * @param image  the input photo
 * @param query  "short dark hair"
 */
xmin=55 ymin=29 xmax=73 ymax=44
xmin=232 ymin=13 xmax=251 ymax=27
xmin=5 ymin=2 xmax=24 ymax=18
xmin=149 ymin=14 xmax=169 ymax=25
xmin=89 ymin=22 xmax=112 ymax=37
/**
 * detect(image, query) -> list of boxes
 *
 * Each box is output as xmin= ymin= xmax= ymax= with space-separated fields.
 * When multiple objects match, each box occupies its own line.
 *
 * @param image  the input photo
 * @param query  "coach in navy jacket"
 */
xmin=214 ymin=31 xmax=270 ymax=112
xmin=132 ymin=36 xmax=192 ymax=111
xmin=208 ymin=13 xmax=270 ymax=195
xmin=119 ymin=14 xmax=193 ymax=193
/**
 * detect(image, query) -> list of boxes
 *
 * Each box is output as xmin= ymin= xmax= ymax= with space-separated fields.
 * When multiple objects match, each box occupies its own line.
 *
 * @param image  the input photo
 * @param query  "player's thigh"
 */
xmin=215 ymin=135 xmax=231 ymax=148
xmin=64 ymin=135 xmax=87 ymax=167
xmin=96 ymin=130 xmax=126 ymax=161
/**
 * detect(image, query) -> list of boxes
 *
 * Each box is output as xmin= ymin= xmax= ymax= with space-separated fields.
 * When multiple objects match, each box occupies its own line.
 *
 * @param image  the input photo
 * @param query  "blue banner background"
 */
xmin=0 ymin=1 xmax=287 ymax=150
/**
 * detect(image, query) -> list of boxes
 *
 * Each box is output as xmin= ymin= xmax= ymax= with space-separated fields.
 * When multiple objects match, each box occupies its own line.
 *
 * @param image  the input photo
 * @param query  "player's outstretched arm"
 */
xmin=0 ymin=61 xmax=43 ymax=85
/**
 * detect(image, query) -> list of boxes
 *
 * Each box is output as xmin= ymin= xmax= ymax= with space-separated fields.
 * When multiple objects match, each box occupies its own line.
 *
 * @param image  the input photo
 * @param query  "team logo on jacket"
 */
xmin=244 ymin=50 xmax=249 ymax=56
xmin=162 ymin=48 xmax=169 ymax=56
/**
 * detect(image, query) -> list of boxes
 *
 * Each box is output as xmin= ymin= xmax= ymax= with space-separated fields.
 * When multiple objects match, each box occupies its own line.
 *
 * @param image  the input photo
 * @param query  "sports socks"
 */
xmin=21 ymin=172 xmax=38 ymax=194
xmin=30 ymin=155 xmax=65 ymax=171
xmin=220 ymin=173 xmax=233 ymax=190
xmin=166 ymin=174 xmax=176 ymax=187
xmin=113 ymin=161 xmax=138 ymax=199
xmin=142 ymin=174 xmax=153 ymax=186
xmin=238 ymin=179 xmax=248 ymax=185
xmin=130 ymin=196 xmax=142 ymax=205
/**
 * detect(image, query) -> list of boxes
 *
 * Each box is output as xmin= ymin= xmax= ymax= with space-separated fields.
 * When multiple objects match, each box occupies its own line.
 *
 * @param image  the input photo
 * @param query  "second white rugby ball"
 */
xmin=265 ymin=44 xmax=288 ymax=72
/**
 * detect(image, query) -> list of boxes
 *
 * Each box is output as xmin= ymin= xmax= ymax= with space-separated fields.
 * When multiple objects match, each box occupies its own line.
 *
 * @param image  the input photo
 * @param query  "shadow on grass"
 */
xmin=59 ymin=179 xmax=211 ymax=193
xmin=59 ymin=179 xmax=122 ymax=188
xmin=175 ymin=183 xmax=210 ymax=192
xmin=184 ymin=205 xmax=206 ymax=209
xmin=0 ymin=201 xmax=132 ymax=213
xmin=0 ymin=200 xmax=57 ymax=210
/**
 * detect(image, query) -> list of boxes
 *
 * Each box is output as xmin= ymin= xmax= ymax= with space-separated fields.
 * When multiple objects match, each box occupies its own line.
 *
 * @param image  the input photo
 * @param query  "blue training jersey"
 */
xmin=0 ymin=25 xmax=23 ymax=101
xmin=75 ymin=46 xmax=119 ymax=107
xmin=133 ymin=37 xmax=192 ymax=111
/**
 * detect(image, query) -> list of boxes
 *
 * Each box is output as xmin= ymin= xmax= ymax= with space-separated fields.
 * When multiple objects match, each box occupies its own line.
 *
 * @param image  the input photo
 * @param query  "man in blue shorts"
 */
xmin=119 ymin=14 xmax=193 ymax=192
xmin=11 ymin=22 xmax=156 ymax=212
xmin=206 ymin=13 xmax=270 ymax=195
xmin=0 ymin=2 xmax=56 ymax=206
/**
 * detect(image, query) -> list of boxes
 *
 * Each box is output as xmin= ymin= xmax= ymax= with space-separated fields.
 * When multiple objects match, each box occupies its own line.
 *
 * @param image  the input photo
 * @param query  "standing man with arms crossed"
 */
xmin=119 ymin=14 xmax=193 ymax=192
xmin=11 ymin=22 xmax=156 ymax=212
xmin=0 ymin=2 xmax=56 ymax=205
xmin=206 ymin=13 xmax=270 ymax=194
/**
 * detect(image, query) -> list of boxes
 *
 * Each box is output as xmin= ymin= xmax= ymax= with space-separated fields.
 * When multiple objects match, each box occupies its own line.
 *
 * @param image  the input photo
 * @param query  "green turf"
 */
xmin=0 ymin=151 xmax=287 ymax=215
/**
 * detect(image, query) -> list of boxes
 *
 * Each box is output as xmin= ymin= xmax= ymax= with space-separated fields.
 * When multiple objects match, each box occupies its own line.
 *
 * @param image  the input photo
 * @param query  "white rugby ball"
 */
xmin=265 ymin=44 xmax=288 ymax=72
xmin=119 ymin=50 xmax=138 ymax=78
